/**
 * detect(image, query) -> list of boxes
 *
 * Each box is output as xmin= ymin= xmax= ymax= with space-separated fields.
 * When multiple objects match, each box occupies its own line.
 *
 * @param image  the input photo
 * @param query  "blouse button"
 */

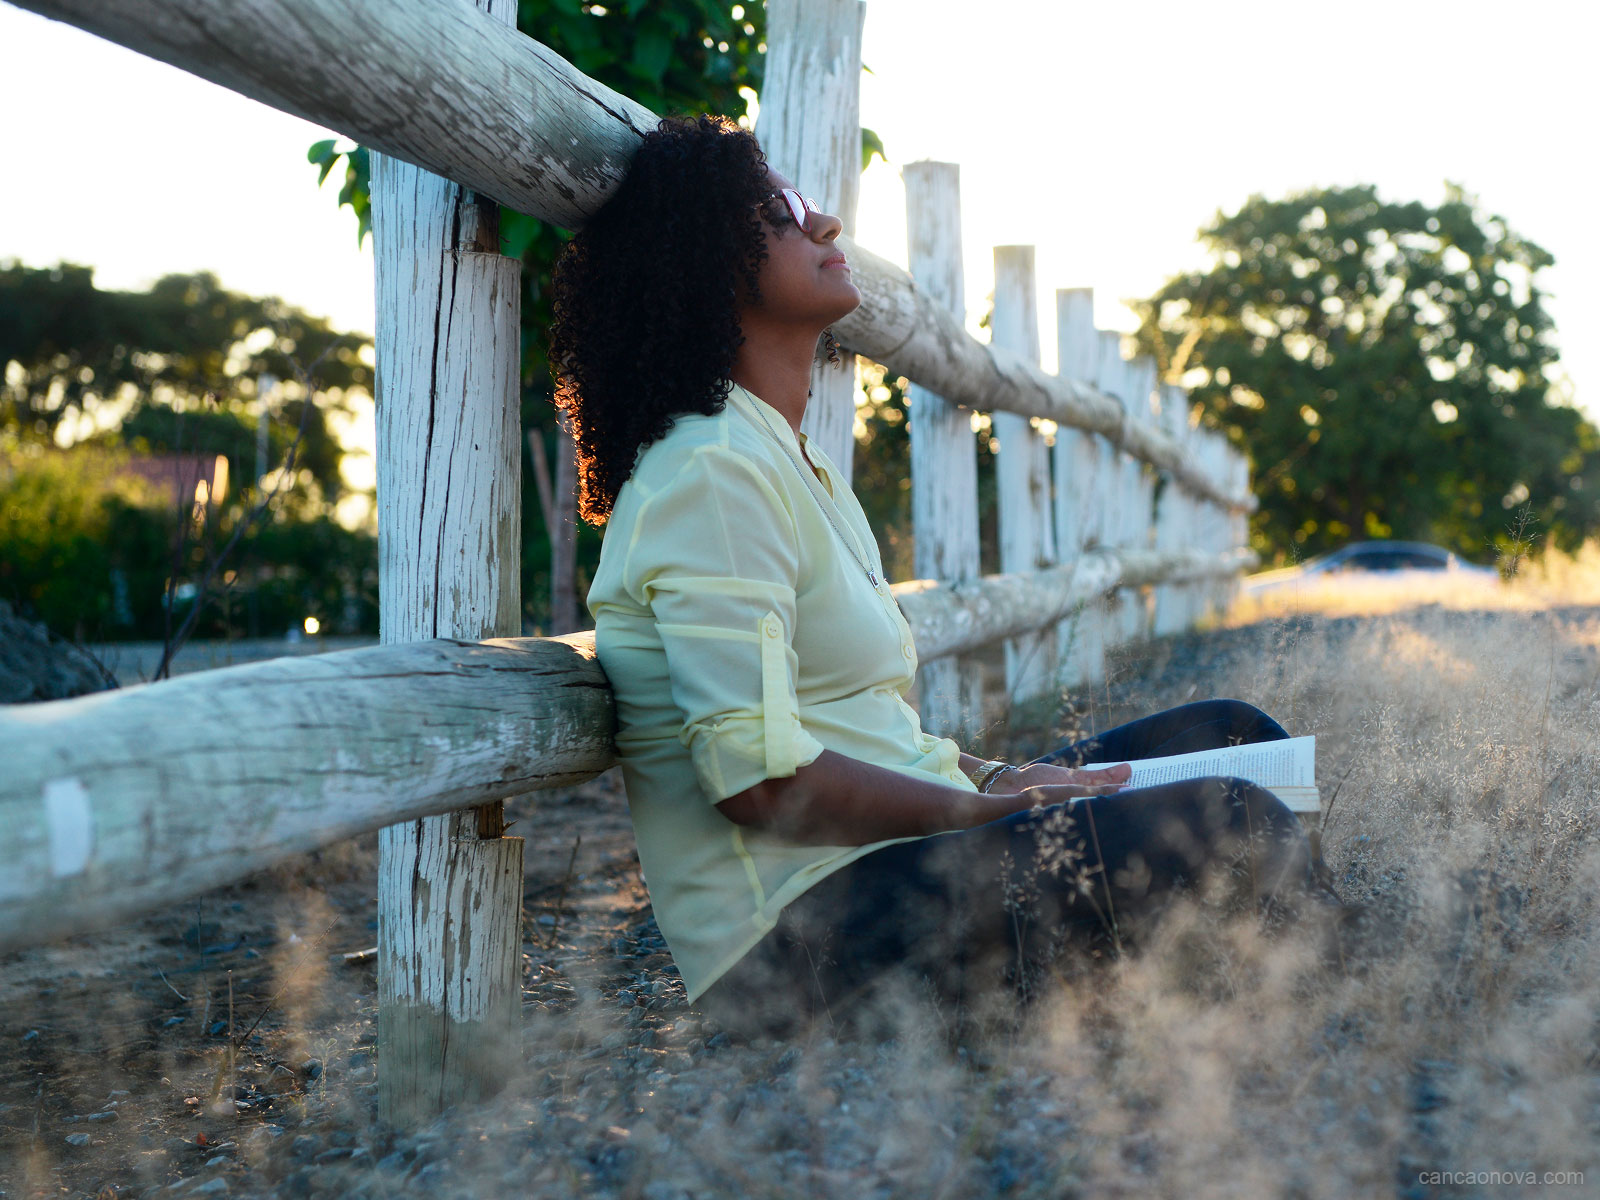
xmin=901 ymin=644 xmax=914 ymax=659
xmin=764 ymin=620 xmax=780 ymax=638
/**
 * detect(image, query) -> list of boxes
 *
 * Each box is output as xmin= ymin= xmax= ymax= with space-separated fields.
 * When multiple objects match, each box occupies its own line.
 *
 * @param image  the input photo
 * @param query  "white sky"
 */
xmin=2 ymin=0 xmax=1595 ymax=501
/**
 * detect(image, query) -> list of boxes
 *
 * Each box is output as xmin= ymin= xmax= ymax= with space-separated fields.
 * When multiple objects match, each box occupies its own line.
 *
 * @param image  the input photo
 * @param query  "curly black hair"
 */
xmin=549 ymin=113 xmax=838 ymax=526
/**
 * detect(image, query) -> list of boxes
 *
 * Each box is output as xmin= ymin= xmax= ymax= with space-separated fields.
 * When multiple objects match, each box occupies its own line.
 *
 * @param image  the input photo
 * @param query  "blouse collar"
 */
xmin=727 ymin=382 xmax=813 ymax=455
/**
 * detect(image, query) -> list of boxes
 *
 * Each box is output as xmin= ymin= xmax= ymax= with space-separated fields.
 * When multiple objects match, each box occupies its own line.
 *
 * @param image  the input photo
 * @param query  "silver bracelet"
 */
xmin=978 ymin=764 xmax=1018 ymax=794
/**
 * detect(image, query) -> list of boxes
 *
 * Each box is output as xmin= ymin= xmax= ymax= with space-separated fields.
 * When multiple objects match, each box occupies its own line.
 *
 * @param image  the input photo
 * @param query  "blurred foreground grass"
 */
xmin=4 ymin=545 xmax=1598 ymax=1198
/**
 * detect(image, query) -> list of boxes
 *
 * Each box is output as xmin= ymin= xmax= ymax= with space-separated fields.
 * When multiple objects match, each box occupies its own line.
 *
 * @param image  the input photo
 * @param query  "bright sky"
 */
xmin=2 ymin=0 xmax=1595 ymax=520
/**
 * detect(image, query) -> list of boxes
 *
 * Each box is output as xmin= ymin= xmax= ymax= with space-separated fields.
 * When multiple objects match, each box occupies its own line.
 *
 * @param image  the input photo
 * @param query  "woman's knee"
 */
xmin=1206 ymin=699 xmax=1289 ymax=744
xmin=1204 ymin=776 xmax=1300 ymax=837
xmin=1209 ymin=776 xmax=1312 ymax=892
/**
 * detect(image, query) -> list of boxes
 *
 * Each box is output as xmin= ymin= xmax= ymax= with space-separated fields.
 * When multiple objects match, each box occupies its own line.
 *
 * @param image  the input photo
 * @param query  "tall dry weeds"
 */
xmin=7 ymin=552 xmax=1599 ymax=1199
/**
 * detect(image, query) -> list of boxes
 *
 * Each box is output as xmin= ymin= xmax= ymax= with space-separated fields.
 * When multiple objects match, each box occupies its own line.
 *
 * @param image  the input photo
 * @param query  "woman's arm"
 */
xmin=957 ymin=752 xmax=1132 ymax=796
xmin=716 ymin=750 xmax=1128 ymax=845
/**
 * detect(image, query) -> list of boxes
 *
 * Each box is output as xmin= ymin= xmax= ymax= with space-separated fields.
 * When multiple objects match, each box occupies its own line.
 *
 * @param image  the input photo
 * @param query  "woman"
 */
xmin=553 ymin=114 xmax=1340 ymax=1037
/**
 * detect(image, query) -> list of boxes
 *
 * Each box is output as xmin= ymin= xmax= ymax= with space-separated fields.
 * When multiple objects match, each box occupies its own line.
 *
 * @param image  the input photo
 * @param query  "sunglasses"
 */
xmin=765 ymin=187 xmax=822 ymax=233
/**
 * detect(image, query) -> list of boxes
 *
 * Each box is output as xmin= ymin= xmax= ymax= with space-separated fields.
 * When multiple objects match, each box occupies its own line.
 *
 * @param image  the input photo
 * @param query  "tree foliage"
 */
xmin=0 ymin=266 xmax=381 ymax=643
xmin=0 ymin=446 xmax=176 ymax=639
xmin=0 ymin=262 xmax=370 ymax=511
xmin=0 ymin=440 xmax=379 ymax=644
xmin=1131 ymin=184 xmax=1598 ymax=563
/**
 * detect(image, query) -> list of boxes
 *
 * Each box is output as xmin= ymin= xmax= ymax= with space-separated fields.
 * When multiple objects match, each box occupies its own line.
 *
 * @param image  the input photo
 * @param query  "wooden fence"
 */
xmin=2 ymin=0 xmax=1255 ymax=1122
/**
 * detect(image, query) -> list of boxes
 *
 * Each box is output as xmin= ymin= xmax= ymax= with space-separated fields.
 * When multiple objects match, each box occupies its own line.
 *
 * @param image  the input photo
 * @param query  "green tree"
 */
xmin=0 ymin=265 xmax=381 ymax=645
xmin=0 ymin=262 xmax=370 ymax=513
xmin=0 ymin=436 xmax=380 ymax=645
xmin=1130 ymin=184 xmax=1599 ymax=564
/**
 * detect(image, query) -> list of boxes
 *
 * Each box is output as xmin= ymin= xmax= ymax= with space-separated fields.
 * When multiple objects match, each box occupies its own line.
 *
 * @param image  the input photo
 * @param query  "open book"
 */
xmin=1081 ymin=735 xmax=1320 ymax=815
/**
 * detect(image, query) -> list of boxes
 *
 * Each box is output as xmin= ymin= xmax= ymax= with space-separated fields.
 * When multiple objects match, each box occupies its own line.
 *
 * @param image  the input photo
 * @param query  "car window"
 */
xmin=1335 ymin=548 xmax=1448 ymax=572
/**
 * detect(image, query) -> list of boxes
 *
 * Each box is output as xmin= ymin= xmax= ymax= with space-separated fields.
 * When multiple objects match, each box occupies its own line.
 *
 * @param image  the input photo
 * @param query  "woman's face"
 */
xmin=744 ymin=166 xmax=861 ymax=328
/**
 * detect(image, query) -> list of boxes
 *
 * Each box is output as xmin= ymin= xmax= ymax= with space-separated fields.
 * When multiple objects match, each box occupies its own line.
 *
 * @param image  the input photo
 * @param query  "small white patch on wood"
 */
xmin=43 ymin=778 xmax=93 ymax=878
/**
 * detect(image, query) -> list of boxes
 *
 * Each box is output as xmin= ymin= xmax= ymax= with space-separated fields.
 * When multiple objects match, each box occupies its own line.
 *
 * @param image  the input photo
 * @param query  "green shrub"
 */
xmin=0 ymin=445 xmax=176 ymax=641
xmin=0 ymin=444 xmax=379 ymax=643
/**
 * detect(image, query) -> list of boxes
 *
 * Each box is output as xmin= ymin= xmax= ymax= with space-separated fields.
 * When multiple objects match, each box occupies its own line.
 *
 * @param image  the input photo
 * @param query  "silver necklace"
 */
xmin=742 ymin=388 xmax=880 ymax=589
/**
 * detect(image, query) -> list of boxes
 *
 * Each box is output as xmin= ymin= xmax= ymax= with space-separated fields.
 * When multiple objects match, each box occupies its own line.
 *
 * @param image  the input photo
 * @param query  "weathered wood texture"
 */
xmin=991 ymin=246 xmax=1057 ymax=702
xmin=526 ymin=424 xmax=584 ymax=634
xmin=549 ymin=423 xmax=581 ymax=634
xmin=1115 ymin=356 xmax=1159 ymax=644
xmin=0 ymin=635 xmax=616 ymax=954
xmin=1093 ymin=331 xmax=1134 ymax=650
xmin=371 ymin=171 xmax=522 ymax=646
xmin=896 ymin=547 xmax=1256 ymax=664
xmin=377 ymin=820 xmax=523 ymax=1116
xmin=758 ymin=0 xmax=865 ymax=482
xmin=370 ymin=0 xmax=525 ymax=1113
xmin=1053 ymin=289 xmax=1106 ymax=688
xmin=904 ymin=161 xmax=983 ymax=744
xmin=14 ymin=0 xmax=1250 ymax=510
xmin=1226 ymin=450 xmax=1251 ymax=613
xmin=1153 ymin=385 xmax=1195 ymax=637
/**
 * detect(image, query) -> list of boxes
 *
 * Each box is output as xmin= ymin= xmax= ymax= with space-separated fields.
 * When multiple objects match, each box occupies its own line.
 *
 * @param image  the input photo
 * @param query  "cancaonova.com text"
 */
xmin=1416 ymin=1171 xmax=1584 ymax=1188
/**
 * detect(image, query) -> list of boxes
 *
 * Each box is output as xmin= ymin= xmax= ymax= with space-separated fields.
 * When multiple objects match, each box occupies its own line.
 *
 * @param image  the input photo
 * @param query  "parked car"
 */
xmin=1243 ymin=540 xmax=1501 ymax=595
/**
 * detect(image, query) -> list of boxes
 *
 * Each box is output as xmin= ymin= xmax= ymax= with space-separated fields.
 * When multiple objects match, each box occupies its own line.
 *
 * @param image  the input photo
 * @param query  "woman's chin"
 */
xmin=830 ymin=280 xmax=863 ymax=319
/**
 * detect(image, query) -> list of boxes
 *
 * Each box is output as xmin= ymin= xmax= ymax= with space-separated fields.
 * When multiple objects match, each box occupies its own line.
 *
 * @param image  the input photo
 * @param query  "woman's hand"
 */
xmin=987 ymin=760 xmax=1132 ymax=797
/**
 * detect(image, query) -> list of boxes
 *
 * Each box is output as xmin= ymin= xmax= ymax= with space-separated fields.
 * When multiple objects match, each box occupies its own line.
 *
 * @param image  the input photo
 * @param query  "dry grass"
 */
xmin=1229 ymin=539 xmax=1600 ymax=624
xmin=5 ymin=547 xmax=1600 ymax=1198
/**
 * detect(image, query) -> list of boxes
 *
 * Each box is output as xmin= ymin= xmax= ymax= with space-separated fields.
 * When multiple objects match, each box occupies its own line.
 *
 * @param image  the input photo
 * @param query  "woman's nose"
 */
xmin=810 ymin=210 xmax=844 ymax=242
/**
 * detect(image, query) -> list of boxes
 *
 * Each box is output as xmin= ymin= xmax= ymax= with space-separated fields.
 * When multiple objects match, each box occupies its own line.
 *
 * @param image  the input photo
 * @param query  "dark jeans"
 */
xmin=697 ymin=700 xmax=1317 ymax=1036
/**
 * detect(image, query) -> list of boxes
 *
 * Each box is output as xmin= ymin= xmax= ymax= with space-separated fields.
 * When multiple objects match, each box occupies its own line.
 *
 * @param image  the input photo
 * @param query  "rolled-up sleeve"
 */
xmin=625 ymin=443 xmax=827 ymax=802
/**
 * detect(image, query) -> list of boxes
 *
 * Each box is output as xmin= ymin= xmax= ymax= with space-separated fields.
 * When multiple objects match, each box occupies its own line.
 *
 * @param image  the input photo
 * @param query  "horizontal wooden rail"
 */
xmin=14 ymin=0 xmax=1251 ymax=512
xmin=898 ymin=546 xmax=1256 ymax=661
xmin=0 ymin=633 xmax=616 ymax=953
xmin=0 ymin=548 xmax=1249 ymax=952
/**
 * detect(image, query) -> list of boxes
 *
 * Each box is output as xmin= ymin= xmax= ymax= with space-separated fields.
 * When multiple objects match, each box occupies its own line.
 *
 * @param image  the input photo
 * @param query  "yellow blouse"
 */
xmin=586 ymin=382 xmax=975 ymax=1002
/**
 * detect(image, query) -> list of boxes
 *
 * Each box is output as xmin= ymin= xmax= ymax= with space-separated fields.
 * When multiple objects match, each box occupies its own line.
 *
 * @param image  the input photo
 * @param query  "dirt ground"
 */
xmin=0 ymin=628 xmax=1115 ymax=1199
xmin=0 ymin=766 xmax=658 ymax=1199
xmin=5 ymin=600 xmax=1599 ymax=1198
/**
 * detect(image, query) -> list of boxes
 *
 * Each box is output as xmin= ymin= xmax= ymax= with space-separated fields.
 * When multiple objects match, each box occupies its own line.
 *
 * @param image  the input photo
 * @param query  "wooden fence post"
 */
xmin=371 ymin=0 xmax=525 ymax=1123
xmin=905 ymin=161 xmax=983 ymax=745
xmin=1227 ymin=446 xmax=1251 ymax=612
xmin=1053 ymin=288 xmax=1105 ymax=690
xmin=1174 ymin=405 xmax=1203 ymax=627
xmin=1093 ymin=330 xmax=1131 ymax=659
xmin=759 ymin=0 xmax=865 ymax=483
xmin=992 ymin=245 xmax=1057 ymax=704
xmin=1118 ymin=356 xmax=1159 ymax=644
xmin=1198 ymin=431 xmax=1225 ymax=621
xmin=1152 ymin=384 xmax=1191 ymax=637
xmin=549 ymin=422 xmax=580 ymax=634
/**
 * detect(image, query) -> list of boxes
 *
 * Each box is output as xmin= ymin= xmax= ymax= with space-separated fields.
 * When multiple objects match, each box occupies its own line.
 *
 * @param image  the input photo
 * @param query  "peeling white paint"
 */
xmin=43 ymin=778 xmax=93 ymax=877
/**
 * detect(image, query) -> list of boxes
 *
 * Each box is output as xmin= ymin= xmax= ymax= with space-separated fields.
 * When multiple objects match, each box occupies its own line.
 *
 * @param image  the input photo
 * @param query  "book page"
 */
xmin=1081 ymin=735 xmax=1315 ymax=792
